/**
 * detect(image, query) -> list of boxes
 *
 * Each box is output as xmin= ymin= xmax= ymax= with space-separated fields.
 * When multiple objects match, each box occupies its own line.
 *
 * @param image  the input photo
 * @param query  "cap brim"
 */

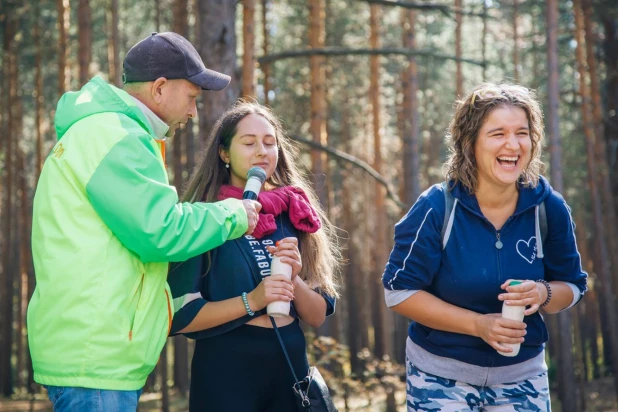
xmin=187 ymin=68 xmax=231 ymax=91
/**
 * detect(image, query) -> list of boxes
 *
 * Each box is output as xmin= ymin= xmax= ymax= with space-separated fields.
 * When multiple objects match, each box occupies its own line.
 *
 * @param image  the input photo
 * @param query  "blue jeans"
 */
xmin=45 ymin=386 xmax=142 ymax=412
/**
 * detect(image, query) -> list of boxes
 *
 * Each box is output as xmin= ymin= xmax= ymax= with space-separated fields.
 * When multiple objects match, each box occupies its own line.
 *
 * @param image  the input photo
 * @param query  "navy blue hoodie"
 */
xmin=382 ymin=176 xmax=587 ymax=367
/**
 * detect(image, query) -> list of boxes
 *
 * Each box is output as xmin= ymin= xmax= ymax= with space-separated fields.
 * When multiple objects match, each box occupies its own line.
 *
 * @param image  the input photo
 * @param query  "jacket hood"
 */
xmin=451 ymin=175 xmax=552 ymax=216
xmin=54 ymin=76 xmax=153 ymax=140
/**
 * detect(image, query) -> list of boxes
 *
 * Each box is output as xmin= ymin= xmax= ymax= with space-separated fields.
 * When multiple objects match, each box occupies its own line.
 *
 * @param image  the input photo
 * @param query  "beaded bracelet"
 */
xmin=241 ymin=292 xmax=255 ymax=316
xmin=535 ymin=279 xmax=552 ymax=307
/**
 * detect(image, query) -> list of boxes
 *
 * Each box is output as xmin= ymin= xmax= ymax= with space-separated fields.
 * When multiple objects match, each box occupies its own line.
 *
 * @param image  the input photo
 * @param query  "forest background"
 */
xmin=0 ymin=0 xmax=617 ymax=411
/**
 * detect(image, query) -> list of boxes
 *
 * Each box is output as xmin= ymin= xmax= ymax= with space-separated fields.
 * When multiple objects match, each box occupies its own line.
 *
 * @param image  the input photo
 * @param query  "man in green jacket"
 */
xmin=27 ymin=32 xmax=260 ymax=411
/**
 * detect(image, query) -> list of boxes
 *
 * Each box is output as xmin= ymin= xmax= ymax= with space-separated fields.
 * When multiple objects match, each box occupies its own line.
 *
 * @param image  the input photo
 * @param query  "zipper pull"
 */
xmin=495 ymin=232 xmax=503 ymax=249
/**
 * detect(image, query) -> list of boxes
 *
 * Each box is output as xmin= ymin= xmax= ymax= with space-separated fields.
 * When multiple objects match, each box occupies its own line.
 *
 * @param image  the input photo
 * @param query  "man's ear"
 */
xmin=151 ymin=77 xmax=168 ymax=103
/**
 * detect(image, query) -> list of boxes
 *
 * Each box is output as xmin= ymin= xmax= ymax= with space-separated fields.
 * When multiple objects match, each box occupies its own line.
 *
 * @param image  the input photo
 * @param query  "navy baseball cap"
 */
xmin=122 ymin=32 xmax=231 ymax=91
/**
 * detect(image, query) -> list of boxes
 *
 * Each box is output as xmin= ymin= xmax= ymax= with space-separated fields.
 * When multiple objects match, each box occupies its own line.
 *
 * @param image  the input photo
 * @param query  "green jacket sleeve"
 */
xmin=85 ymin=133 xmax=247 ymax=263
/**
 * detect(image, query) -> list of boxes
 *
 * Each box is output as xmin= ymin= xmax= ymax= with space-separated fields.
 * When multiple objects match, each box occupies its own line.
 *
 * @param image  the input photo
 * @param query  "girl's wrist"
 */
xmin=292 ymin=275 xmax=304 ymax=287
xmin=246 ymin=291 xmax=262 ymax=311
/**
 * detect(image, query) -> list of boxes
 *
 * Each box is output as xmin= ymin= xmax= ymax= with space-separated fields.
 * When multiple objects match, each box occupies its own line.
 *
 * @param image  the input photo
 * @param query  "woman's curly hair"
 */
xmin=444 ymin=83 xmax=545 ymax=192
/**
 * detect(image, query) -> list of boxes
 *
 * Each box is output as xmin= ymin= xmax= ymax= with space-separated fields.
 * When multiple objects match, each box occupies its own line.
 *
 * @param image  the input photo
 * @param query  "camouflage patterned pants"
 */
xmin=406 ymin=359 xmax=551 ymax=411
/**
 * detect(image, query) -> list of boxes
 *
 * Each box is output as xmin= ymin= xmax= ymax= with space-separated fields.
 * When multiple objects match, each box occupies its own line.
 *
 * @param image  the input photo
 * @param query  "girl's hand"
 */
xmin=474 ymin=313 xmax=527 ymax=353
xmin=247 ymin=275 xmax=295 ymax=311
xmin=266 ymin=237 xmax=302 ymax=280
xmin=499 ymin=279 xmax=547 ymax=316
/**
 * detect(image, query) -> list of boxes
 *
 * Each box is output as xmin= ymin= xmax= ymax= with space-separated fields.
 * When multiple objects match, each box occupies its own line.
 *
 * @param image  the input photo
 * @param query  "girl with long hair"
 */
xmin=168 ymin=102 xmax=339 ymax=411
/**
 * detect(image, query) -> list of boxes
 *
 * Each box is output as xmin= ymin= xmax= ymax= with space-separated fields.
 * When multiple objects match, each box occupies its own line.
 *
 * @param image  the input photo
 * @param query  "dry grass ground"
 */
xmin=0 ymin=377 xmax=615 ymax=411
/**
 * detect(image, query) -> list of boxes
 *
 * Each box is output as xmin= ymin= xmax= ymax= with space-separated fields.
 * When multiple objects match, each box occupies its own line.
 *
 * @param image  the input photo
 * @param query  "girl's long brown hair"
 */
xmin=183 ymin=101 xmax=339 ymax=297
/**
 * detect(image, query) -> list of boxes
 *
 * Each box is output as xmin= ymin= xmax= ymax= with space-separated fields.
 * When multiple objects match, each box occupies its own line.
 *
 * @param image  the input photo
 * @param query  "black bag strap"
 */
xmin=270 ymin=316 xmax=302 ymax=383
xmin=233 ymin=239 xmax=303 ymax=385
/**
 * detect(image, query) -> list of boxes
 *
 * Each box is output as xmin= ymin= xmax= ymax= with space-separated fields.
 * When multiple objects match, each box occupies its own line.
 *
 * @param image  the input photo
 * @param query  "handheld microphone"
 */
xmin=243 ymin=167 xmax=267 ymax=200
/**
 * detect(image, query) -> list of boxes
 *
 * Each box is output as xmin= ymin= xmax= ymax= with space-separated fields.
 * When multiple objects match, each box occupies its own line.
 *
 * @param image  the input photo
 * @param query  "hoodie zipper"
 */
xmin=495 ymin=231 xmax=503 ymax=284
xmin=493 ymin=216 xmax=513 ymax=284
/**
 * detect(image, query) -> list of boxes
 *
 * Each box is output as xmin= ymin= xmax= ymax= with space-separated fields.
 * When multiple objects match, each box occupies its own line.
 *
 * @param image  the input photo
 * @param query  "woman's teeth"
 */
xmin=497 ymin=156 xmax=518 ymax=165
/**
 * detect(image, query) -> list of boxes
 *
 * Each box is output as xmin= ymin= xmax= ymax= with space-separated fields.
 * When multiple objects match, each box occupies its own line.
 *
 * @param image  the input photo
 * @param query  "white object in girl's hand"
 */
xmin=267 ymin=255 xmax=293 ymax=317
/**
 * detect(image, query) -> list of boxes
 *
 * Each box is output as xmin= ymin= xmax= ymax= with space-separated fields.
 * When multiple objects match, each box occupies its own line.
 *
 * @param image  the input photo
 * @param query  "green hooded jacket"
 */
xmin=27 ymin=76 xmax=247 ymax=391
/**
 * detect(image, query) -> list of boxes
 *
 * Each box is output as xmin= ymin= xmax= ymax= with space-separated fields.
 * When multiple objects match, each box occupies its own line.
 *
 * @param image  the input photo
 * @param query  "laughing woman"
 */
xmin=168 ymin=102 xmax=339 ymax=412
xmin=382 ymin=83 xmax=587 ymax=411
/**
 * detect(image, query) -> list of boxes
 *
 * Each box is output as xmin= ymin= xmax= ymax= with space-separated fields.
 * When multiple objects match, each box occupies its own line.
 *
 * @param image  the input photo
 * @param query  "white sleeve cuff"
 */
xmin=384 ymin=288 xmax=419 ymax=308
xmin=561 ymin=282 xmax=582 ymax=310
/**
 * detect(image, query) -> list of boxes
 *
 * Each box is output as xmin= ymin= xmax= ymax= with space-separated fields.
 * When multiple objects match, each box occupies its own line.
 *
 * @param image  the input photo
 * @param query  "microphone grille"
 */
xmin=247 ymin=166 xmax=267 ymax=183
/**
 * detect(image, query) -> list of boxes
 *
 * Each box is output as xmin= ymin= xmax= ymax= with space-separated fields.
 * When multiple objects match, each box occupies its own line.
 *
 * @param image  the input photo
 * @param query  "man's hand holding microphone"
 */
xmin=242 ymin=199 xmax=261 ymax=235
xmin=241 ymin=167 xmax=266 ymax=235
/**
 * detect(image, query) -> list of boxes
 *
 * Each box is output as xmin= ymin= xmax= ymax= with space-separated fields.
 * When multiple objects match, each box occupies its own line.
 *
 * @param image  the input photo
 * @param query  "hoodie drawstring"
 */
xmin=535 ymin=205 xmax=544 ymax=259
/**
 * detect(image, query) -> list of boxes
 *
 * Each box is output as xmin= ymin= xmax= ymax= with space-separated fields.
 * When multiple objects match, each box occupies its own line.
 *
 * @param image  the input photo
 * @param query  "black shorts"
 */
xmin=189 ymin=321 xmax=309 ymax=412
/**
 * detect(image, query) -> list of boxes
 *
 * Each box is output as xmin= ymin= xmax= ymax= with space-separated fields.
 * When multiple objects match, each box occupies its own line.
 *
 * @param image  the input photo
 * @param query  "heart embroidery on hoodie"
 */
xmin=516 ymin=236 xmax=538 ymax=264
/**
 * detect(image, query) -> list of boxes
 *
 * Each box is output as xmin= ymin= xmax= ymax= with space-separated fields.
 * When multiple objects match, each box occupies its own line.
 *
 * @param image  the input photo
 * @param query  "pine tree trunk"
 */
xmin=57 ymin=0 xmax=70 ymax=96
xmin=454 ymin=0 xmax=463 ymax=97
xmin=160 ymin=343 xmax=170 ymax=412
xmin=242 ymin=0 xmax=256 ymax=98
xmin=18 ymin=147 xmax=31 ymax=391
xmin=78 ymin=0 xmax=92 ymax=86
xmin=582 ymin=0 xmax=618 ymax=314
xmin=27 ymin=22 xmax=38 ymax=386
xmin=572 ymin=305 xmax=587 ymax=411
xmin=546 ymin=0 xmax=563 ymax=188
xmin=154 ymin=0 xmax=161 ymax=32
xmin=603 ymin=19 xmax=618 ymax=240
xmin=546 ymin=2 xmax=577 ymax=407
xmin=173 ymin=336 xmax=189 ymax=396
xmin=0 ymin=15 xmax=17 ymax=396
xmin=173 ymin=128 xmax=184 ymax=189
xmin=107 ymin=0 xmax=121 ymax=86
xmin=530 ymin=6 xmax=541 ymax=90
xmin=196 ymin=0 xmax=238 ymax=143
xmin=512 ymin=0 xmax=519 ymax=82
xmin=543 ymin=3 xmax=561 ymax=361
xmin=308 ymin=0 xmax=335 ymax=336
xmin=35 ymin=1 xmax=45 ymax=179
xmin=309 ymin=0 xmax=328 ymax=207
xmin=368 ymin=3 xmax=391 ymax=359
xmin=360 ymin=123 xmax=375 ymax=356
xmin=170 ymin=3 xmax=190 ymax=394
xmin=481 ymin=1 xmax=488 ymax=81
xmin=307 ymin=5 xmax=327 ymax=210
xmin=262 ymin=0 xmax=271 ymax=106
xmin=574 ymin=211 xmax=593 ymax=382
xmin=587 ymin=287 xmax=602 ymax=379
xmin=402 ymin=9 xmax=420 ymax=207
xmin=574 ymin=0 xmax=618 ymax=396
xmin=342 ymin=131 xmax=364 ymax=375
xmin=185 ymin=119 xmax=196 ymax=174
xmin=173 ymin=0 xmax=189 ymax=35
